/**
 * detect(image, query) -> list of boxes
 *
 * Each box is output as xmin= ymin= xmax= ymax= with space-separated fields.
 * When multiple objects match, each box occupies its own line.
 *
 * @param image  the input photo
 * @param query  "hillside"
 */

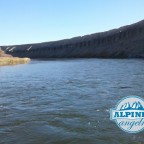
xmin=1 ymin=20 xmax=144 ymax=58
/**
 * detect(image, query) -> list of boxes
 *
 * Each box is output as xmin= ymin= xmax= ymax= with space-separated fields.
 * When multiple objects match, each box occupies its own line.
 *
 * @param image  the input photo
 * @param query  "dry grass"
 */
xmin=0 ymin=57 xmax=30 ymax=66
xmin=0 ymin=49 xmax=30 ymax=66
xmin=0 ymin=49 xmax=4 ymax=56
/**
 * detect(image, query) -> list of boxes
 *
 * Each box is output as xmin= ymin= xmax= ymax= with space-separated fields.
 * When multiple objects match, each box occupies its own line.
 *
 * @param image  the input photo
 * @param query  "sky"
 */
xmin=0 ymin=0 xmax=144 ymax=45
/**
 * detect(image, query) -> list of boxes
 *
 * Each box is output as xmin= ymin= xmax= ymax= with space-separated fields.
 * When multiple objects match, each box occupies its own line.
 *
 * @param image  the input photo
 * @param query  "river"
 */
xmin=0 ymin=59 xmax=144 ymax=144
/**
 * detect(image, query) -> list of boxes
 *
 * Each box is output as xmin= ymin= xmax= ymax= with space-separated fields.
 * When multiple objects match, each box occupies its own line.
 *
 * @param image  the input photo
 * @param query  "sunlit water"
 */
xmin=0 ymin=59 xmax=144 ymax=144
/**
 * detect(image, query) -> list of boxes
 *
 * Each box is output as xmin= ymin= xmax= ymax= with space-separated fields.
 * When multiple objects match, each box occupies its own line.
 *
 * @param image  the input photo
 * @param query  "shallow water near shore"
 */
xmin=0 ymin=59 xmax=144 ymax=144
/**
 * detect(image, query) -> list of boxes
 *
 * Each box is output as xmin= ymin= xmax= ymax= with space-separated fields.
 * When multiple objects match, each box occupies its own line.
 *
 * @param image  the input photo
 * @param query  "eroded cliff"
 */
xmin=1 ymin=20 xmax=144 ymax=58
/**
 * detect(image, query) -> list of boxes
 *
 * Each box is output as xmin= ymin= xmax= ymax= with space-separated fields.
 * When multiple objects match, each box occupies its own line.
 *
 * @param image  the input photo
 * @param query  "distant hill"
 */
xmin=1 ymin=19 xmax=144 ymax=58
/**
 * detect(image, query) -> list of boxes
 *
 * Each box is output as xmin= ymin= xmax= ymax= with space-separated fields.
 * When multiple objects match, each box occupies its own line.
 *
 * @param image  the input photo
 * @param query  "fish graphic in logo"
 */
xmin=110 ymin=96 xmax=144 ymax=133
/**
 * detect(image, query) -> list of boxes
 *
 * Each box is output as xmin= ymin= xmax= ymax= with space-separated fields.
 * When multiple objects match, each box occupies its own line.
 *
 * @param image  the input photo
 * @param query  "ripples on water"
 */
xmin=0 ymin=59 xmax=144 ymax=144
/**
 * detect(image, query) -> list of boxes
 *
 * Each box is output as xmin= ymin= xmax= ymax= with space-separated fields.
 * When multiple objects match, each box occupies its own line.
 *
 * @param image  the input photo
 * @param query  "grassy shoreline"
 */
xmin=0 ymin=49 xmax=30 ymax=66
xmin=0 ymin=57 xmax=30 ymax=66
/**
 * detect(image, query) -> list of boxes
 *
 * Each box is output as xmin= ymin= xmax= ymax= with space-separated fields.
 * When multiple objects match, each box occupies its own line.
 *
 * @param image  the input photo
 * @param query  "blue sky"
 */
xmin=0 ymin=0 xmax=144 ymax=45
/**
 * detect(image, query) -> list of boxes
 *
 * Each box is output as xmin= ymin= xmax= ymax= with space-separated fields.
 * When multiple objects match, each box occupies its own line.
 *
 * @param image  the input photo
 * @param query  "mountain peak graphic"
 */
xmin=120 ymin=101 xmax=144 ymax=110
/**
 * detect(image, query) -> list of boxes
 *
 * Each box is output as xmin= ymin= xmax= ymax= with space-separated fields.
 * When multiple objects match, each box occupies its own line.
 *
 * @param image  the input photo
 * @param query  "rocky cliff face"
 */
xmin=1 ymin=20 xmax=144 ymax=58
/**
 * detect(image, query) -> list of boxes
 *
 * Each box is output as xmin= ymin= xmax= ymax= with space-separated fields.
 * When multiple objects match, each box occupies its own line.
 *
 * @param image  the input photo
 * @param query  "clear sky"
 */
xmin=0 ymin=0 xmax=144 ymax=45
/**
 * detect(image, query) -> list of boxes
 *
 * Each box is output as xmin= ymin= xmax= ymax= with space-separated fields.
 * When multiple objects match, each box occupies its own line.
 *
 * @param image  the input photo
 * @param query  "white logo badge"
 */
xmin=110 ymin=96 xmax=144 ymax=133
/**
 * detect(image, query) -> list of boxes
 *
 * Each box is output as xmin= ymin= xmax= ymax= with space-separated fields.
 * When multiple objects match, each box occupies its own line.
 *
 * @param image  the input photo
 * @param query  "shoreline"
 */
xmin=0 ymin=57 xmax=30 ymax=66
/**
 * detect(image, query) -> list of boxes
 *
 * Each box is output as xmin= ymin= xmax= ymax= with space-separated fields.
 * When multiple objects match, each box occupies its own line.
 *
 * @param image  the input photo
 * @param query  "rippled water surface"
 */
xmin=0 ymin=59 xmax=144 ymax=144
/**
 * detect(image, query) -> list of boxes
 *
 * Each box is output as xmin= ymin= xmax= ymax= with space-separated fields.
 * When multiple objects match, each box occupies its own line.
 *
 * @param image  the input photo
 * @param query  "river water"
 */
xmin=0 ymin=59 xmax=144 ymax=144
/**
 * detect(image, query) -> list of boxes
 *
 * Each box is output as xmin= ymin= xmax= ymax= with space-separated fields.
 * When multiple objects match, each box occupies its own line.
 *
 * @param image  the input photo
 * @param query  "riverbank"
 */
xmin=0 ymin=49 xmax=30 ymax=66
xmin=0 ymin=57 xmax=30 ymax=66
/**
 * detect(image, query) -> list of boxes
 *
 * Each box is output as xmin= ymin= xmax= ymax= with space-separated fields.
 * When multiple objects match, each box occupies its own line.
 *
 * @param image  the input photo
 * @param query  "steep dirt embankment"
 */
xmin=1 ymin=20 xmax=144 ymax=58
